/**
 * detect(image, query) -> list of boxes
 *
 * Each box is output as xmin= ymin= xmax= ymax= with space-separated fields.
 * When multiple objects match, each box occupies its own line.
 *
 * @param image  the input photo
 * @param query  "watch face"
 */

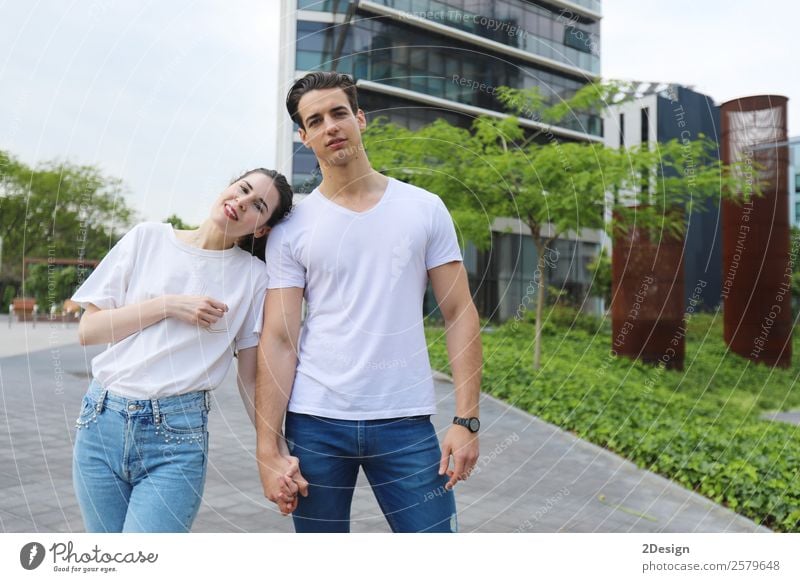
xmin=468 ymin=418 xmax=480 ymax=432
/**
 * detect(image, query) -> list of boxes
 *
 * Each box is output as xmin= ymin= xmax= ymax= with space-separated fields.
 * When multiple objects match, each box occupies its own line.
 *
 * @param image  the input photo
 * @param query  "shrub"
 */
xmin=427 ymin=311 xmax=800 ymax=531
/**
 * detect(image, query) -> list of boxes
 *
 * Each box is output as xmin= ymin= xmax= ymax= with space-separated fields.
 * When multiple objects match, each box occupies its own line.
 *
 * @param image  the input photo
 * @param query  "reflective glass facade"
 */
xmin=289 ymin=0 xmax=603 ymax=319
xmin=464 ymin=234 xmax=598 ymax=321
xmin=298 ymin=0 xmax=600 ymax=73
xmin=296 ymin=17 xmax=601 ymax=135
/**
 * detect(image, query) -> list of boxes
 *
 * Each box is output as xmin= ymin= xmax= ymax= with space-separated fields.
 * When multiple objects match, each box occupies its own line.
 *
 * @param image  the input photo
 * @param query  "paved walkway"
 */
xmin=0 ymin=319 xmax=768 ymax=532
xmin=761 ymin=411 xmax=800 ymax=426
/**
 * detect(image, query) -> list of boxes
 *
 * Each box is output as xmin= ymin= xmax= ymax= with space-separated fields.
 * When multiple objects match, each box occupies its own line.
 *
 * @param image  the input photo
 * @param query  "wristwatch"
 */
xmin=453 ymin=416 xmax=480 ymax=433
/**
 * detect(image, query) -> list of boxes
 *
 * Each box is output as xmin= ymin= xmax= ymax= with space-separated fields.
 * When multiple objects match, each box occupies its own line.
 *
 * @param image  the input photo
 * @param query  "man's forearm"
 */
xmin=255 ymin=340 xmax=297 ymax=457
xmin=444 ymin=303 xmax=482 ymax=417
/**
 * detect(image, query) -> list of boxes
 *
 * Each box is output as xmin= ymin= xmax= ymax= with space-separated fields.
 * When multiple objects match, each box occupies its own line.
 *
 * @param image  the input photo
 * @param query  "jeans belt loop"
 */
xmin=95 ymin=390 xmax=107 ymax=414
xmin=204 ymin=390 xmax=211 ymax=413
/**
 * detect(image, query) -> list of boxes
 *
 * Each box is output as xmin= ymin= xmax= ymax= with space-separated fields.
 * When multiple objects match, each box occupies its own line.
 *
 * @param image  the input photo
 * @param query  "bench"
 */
xmin=12 ymin=298 xmax=36 ymax=322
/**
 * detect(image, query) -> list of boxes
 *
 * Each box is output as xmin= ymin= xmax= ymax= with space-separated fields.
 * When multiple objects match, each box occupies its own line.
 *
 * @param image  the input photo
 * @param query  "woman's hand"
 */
xmin=165 ymin=295 xmax=228 ymax=327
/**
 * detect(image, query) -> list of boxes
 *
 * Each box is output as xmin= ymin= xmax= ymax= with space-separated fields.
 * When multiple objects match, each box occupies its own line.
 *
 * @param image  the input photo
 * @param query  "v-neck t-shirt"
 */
xmin=265 ymin=178 xmax=462 ymax=420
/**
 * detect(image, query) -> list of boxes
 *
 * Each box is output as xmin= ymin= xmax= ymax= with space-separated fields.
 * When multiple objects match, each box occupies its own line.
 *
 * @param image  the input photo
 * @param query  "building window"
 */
xmin=619 ymin=113 xmax=625 ymax=147
xmin=294 ymin=14 xmax=602 ymax=135
xmin=641 ymin=107 xmax=649 ymax=144
xmin=563 ymin=26 xmax=595 ymax=55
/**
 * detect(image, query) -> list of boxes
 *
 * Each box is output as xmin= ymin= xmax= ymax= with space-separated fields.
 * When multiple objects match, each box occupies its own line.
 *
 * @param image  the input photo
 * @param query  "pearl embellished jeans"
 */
xmin=72 ymin=379 xmax=209 ymax=532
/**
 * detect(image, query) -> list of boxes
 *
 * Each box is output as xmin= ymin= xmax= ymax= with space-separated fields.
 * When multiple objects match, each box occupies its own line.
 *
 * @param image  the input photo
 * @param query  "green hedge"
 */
xmin=426 ymin=311 xmax=800 ymax=532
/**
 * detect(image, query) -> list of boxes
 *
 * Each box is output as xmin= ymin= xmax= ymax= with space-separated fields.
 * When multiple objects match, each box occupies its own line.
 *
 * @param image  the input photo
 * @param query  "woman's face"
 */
xmin=210 ymin=172 xmax=281 ymax=240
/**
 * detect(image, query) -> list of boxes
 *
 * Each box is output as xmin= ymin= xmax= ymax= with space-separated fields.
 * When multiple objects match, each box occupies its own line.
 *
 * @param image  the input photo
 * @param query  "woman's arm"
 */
xmin=236 ymin=346 xmax=258 ymax=426
xmin=78 ymin=295 xmax=228 ymax=345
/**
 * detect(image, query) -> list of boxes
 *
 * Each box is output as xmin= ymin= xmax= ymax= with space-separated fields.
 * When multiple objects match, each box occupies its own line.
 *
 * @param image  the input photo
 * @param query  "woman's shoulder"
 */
xmin=107 ymin=222 xmax=167 ymax=252
xmin=135 ymin=221 xmax=172 ymax=234
xmin=120 ymin=221 xmax=170 ymax=240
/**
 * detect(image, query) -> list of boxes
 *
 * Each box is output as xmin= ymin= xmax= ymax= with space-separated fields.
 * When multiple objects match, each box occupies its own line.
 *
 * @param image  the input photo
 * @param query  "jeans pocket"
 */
xmin=157 ymin=409 xmax=207 ymax=444
xmin=75 ymin=394 xmax=98 ymax=429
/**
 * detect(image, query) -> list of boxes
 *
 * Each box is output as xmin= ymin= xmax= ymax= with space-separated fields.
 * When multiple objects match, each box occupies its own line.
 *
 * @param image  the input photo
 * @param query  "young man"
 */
xmin=255 ymin=72 xmax=482 ymax=532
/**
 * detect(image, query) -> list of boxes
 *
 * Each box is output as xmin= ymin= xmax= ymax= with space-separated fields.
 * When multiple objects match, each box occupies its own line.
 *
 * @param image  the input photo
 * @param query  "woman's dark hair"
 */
xmin=234 ymin=168 xmax=293 ymax=262
xmin=286 ymin=71 xmax=359 ymax=129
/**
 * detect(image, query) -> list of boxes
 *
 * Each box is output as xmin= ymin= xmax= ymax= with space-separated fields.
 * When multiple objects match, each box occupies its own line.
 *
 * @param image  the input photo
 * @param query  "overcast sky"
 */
xmin=1 ymin=0 xmax=797 ymax=224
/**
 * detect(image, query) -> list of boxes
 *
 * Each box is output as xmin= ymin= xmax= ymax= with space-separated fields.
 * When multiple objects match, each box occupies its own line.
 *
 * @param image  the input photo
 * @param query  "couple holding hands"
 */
xmin=72 ymin=72 xmax=482 ymax=533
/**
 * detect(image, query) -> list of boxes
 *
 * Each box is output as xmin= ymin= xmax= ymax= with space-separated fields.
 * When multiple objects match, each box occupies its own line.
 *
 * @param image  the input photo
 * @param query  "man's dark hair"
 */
xmin=233 ymin=168 xmax=293 ymax=262
xmin=286 ymin=71 xmax=359 ymax=129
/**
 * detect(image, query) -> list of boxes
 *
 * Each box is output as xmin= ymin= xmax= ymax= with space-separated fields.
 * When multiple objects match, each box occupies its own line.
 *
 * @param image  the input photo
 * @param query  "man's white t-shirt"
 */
xmin=266 ymin=177 xmax=462 ymax=420
xmin=72 ymin=222 xmax=268 ymax=399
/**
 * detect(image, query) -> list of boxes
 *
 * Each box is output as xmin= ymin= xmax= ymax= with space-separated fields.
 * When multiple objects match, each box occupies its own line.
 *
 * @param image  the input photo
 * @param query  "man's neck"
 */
xmin=317 ymin=154 xmax=389 ymax=211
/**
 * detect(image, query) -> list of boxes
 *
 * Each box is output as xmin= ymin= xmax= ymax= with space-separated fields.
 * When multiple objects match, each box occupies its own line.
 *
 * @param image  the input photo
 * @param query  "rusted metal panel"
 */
xmin=720 ymin=95 xmax=792 ymax=367
xmin=611 ymin=208 xmax=686 ymax=370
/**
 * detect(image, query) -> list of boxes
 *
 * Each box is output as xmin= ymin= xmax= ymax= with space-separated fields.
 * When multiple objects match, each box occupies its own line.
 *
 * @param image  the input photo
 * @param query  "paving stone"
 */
xmin=0 ymin=341 xmax=770 ymax=533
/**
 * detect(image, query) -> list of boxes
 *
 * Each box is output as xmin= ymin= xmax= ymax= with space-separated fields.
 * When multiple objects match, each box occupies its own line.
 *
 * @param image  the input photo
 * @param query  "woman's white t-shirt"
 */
xmin=72 ymin=222 xmax=268 ymax=399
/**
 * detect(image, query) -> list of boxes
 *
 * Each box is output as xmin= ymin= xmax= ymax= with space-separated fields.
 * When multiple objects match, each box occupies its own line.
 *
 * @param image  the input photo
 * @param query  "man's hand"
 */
xmin=438 ymin=425 xmax=479 ymax=490
xmin=257 ymin=451 xmax=309 ymax=515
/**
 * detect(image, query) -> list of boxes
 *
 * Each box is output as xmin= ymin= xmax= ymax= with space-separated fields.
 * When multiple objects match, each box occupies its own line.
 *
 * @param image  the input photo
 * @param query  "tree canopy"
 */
xmin=0 ymin=150 xmax=136 ymax=278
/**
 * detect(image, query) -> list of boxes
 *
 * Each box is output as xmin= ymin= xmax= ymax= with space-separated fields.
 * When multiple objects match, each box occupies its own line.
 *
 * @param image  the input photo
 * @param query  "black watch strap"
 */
xmin=453 ymin=416 xmax=480 ymax=433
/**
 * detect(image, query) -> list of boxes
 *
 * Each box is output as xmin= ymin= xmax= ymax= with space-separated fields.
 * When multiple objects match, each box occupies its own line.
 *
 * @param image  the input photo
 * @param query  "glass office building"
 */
xmin=277 ymin=0 xmax=605 ymax=319
xmin=790 ymin=140 xmax=800 ymax=227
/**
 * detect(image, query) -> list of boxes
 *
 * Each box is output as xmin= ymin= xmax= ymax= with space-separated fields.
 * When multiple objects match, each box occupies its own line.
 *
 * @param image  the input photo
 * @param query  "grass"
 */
xmin=425 ymin=309 xmax=800 ymax=531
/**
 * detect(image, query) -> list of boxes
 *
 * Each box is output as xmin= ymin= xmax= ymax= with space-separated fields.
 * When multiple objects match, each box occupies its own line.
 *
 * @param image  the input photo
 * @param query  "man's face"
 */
xmin=297 ymin=88 xmax=367 ymax=168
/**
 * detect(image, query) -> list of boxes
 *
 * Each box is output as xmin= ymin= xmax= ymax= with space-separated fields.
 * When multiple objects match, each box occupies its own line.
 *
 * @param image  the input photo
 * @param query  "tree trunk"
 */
xmin=532 ymin=236 xmax=548 ymax=371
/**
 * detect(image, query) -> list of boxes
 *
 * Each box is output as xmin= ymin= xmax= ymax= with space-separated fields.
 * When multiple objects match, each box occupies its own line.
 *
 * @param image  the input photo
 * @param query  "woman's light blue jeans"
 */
xmin=72 ymin=379 xmax=209 ymax=532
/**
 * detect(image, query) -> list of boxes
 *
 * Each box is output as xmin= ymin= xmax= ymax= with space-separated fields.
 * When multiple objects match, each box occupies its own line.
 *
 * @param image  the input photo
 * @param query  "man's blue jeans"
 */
xmin=285 ymin=411 xmax=457 ymax=533
xmin=72 ymin=380 xmax=209 ymax=532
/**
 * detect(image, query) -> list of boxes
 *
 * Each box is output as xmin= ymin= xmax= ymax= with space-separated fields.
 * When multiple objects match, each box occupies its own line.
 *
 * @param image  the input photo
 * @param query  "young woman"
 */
xmin=71 ymin=168 xmax=296 ymax=532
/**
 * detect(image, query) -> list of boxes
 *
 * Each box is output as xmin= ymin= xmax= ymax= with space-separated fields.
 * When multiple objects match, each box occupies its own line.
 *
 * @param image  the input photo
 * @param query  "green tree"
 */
xmin=24 ymin=263 xmax=49 ymax=310
xmin=587 ymin=247 xmax=611 ymax=308
xmin=164 ymin=214 xmax=195 ymax=230
xmin=0 ymin=150 xmax=136 ymax=283
xmin=365 ymin=81 xmax=756 ymax=370
xmin=1 ymin=283 xmax=16 ymax=314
